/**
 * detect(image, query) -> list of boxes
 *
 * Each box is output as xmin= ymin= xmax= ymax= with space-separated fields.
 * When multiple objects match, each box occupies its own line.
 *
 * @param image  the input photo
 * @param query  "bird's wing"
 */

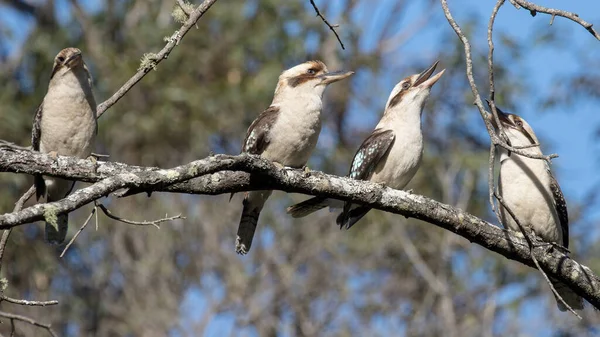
xmin=242 ymin=106 xmax=280 ymax=155
xmin=31 ymin=104 xmax=46 ymax=200
xmin=347 ymin=129 xmax=395 ymax=180
xmin=337 ymin=129 xmax=395 ymax=229
xmin=548 ymin=168 xmax=569 ymax=248
xmin=31 ymin=104 xmax=43 ymax=151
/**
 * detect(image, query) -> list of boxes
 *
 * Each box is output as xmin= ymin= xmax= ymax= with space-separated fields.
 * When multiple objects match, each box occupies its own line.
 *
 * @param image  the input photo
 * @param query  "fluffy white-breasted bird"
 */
xmin=32 ymin=47 xmax=97 ymax=244
xmin=287 ymin=61 xmax=444 ymax=229
xmin=490 ymin=102 xmax=583 ymax=311
xmin=235 ymin=60 xmax=353 ymax=254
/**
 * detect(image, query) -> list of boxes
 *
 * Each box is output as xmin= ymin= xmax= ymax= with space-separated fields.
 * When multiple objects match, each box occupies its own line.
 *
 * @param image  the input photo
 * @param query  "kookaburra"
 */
xmin=32 ymin=47 xmax=97 ymax=244
xmin=235 ymin=60 xmax=353 ymax=254
xmin=490 ymin=102 xmax=583 ymax=311
xmin=287 ymin=61 xmax=445 ymax=229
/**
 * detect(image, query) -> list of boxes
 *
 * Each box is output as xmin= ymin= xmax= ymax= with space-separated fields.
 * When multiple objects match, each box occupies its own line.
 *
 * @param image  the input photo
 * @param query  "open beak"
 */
xmin=64 ymin=51 xmax=82 ymax=67
xmin=319 ymin=70 xmax=354 ymax=85
xmin=486 ymin=99 xmax=514 ymax=129
xmin=414 ymin=61 xmax=445 ymax=89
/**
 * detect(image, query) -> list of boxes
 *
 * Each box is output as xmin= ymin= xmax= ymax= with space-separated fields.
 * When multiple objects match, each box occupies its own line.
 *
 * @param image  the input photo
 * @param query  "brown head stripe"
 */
xmin=288 ymin=61 xmax=326 ymax=87
xmin=388 ymin=76 xmax=413 ymax=108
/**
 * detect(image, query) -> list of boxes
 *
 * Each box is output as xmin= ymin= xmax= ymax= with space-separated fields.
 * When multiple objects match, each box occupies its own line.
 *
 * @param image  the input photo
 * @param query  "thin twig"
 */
xmin=441 ymin=0 xmax=554 ymax=163
xmin=60 ymin=207 xmax=96 ymax=258
xmin=97 ymin=204 xmax=184 ymax=229
xmin=0 ymin=296 xmax=58 ymax=307
xmin=309 ymin=0 xmax=345 ymax=50
xmin=0 ymin=186 xmax=35 ymax=275
xmin=494 ymin=192 xmax=582 ymax=318
xmin=486 ymin=0 xmax=505 ymax=223
xmin=487 ymin=144 xmax=502 ymax=223
xmin=441 ymin=0 xmax=582 ymax=318
xmin=95 ymin=0 xmax=219 ymax=118
xmin=0 ymin=311 xmax=57 ymax=337
xmin=511 ymin=0 xmax=600 ymax=40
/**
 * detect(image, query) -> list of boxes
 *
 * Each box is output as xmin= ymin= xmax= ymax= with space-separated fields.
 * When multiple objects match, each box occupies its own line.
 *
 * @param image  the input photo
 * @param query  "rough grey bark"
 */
xmin=1 ymin=145 xmax=599 ymax=310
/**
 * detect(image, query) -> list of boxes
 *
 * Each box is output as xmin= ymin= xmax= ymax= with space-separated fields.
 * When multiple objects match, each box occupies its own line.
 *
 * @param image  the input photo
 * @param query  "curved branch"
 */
xmin=511 ymin=0 xmax=600 ymax=41
xmin=95 ymin=0 xmax=219 ymax=118
xmin=0 ymin=146 xmax=599 ymax=310
xmin=439 ymin=0 xmax=556 ymax=163
xmin=309 ymin=0 xmax=345 ymax=50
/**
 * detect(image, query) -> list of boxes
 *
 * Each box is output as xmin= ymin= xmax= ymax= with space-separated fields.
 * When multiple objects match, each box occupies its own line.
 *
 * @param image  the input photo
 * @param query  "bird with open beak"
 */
xmin=234 ymin=60 xmax=353 ymax=254
xmin=488 ymin=102 xmax=583 ymax=311
xmin=287 ymin=61 xmax=445 ymax=229
xmin=32 ymin=47 xmax=97 ymax=244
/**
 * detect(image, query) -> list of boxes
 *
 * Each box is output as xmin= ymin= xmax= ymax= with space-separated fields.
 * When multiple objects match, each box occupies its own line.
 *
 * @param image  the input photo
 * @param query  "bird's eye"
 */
xmin=515 ymin=120 xmax=523 ymax=127
xmin=57 ymin=56 xmax=65 ymax=63
xmin=307 ymin=68 xmax=317 ymax=75
xmin=401 ymin=82 xmax=410 ymax=90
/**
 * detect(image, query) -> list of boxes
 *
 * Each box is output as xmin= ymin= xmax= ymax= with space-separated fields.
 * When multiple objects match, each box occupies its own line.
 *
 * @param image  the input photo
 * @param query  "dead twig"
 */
xmin=309 ymin=0 xmax=345 ymax=50
xmin=511 ymin=0 xmax=600 ymax=40
xmin=486 ymin=0 xmax=506 ymax=224
xmin=96 ymin=0 xmax=219 ymax=118
xmin=441 ymin=0 xmax=582 ymax=318
xmin=0 ymin=311 xmax=57 ymax=337
xmin=440 ymin=0 xmax=555 ymax=163
xmin=60 ymin=206 xmax=97 ymax=258
xmin=0 ymin=186 xmax=35 ymax=275
xmin=97 ymin=203 xmax=184 ymax=229
xmin=0 ymin=296 xmax=58 ymax=307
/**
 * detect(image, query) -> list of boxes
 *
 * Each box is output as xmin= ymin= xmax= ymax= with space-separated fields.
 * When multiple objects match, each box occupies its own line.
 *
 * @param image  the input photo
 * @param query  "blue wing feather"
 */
xmin=338 ymin=129 xmax=395 ymax=229
xmin=347 ymin=129 xmax=395 ymax=181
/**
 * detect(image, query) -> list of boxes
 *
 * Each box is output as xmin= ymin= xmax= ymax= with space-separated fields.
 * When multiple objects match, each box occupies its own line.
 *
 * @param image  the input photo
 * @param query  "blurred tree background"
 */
xmin=0 ymin=0 xmax=599 ymax=336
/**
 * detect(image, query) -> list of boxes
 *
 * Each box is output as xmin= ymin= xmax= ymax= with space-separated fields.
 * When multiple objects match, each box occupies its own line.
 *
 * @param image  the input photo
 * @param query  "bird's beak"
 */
xmin=318 ymin=70 xmax=354 ymax=85
xmin=414 ymin=61 xmax=445 ymax=88
xmin=64 ymin=51 xmax=82 ymax=67
xmin=486 ymin=99 xmax=514 ymax=129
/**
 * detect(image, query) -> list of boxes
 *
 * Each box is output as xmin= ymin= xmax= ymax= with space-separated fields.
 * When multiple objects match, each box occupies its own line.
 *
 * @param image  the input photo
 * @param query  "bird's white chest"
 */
xmin=370 ymin=126 xmax=423 ymax=189
xmin=263 ymin=98 xmax=322 ymax=167
xmin=40 ymin=73 xmax=97 ymax=158
xmin=498 ymin=155 xmax=561 ymax=243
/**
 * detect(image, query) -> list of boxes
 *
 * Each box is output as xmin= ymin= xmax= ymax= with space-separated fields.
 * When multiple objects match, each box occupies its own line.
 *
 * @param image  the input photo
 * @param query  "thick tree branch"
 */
xmin=95 ymin=0 xmax=218 ymax=118
xmin=511 ymin=0 xmax=600 ymax=41
xmin=0 ymin=146 xmax=599 ymax=310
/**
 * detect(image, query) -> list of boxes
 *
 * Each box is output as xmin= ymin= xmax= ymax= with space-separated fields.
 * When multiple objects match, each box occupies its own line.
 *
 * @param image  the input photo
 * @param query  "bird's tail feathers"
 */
xmin=286 ymin=197 xmax=330 ymax=218
xmin=235 ymin=191 xmax=271 ymax=255
xmin=42 ymin=178 xmax=74 ymax=245
xmin=34 ymin=175 xmax=46 ymax=201
xmin=336 ymin=204 xmax=370 ymax=230
xmin=236 ymin=199 xmax=260 ymax=255
xmin=551 ymin=278 xmax=584 ymax=312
